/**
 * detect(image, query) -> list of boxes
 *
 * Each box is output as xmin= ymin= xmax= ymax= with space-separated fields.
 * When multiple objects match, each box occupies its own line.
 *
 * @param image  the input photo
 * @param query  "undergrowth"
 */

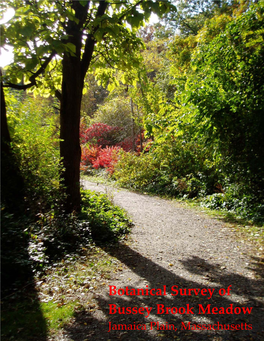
xmin=2 ymin=189 xmax=132 ymax=290
xmin=1 ymin=188 xmax=132 ymax=340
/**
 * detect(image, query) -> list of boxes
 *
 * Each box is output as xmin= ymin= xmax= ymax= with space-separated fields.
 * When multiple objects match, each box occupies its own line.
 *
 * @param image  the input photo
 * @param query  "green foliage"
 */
xmin=100 ymin=2 xmax=264 ymax=228
xmin=185 ymin=2 xmax=264 ymax=196
xmin=2 ymin=0 xmax=174 ymax=94
xmin=6 ymin=92 xmax=62 ymax=211
xmin=162 ymin=0 xmax=242 ymax=37
xmin=2 ymin=188 xmax=132 ymax=291
xmin=81 ymin=189 xmax=132 ymax=242
xmin=112 ymin=150 xmax=160 ymax=190
xmin=200 ymin=191 xmax=264 ymax=225
xmin=113 ymin=137 xmax=220 ymax=198
xmin=92 ymin=97 xmax=137 ymax=141
xmin=2 ymin=0 xmax=175 ymax=212
xmin=81 ymin=73 xmax=109 ymax=118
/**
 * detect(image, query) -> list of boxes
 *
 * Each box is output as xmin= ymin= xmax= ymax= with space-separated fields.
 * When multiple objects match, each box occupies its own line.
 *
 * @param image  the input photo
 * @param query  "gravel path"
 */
xmin=63 ymin=181 xmax=263 ymax=341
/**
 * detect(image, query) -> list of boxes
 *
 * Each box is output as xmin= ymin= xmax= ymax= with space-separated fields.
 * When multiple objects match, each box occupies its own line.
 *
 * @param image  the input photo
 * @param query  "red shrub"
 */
xmin=80 ymin=123 xmax=152 ymax=174
xmin=81 ymin=145 xmax=120 ymax=172
xmin=80 ymin=123 xmax=122 ymax=146
xmin=117 ymin=137 xmax=134 ymax=152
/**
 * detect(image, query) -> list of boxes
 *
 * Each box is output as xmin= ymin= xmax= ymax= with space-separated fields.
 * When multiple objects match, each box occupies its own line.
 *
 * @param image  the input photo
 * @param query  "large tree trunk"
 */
xmin=1 ymin=80 xmax=12 ymax=153
xmin=59 ymin=1 xmax=85 ymax=212
xmin=60 ymin=54 xmax=83 ymax=212
xmin=59 ymin=1 xmax=107 ymax=212
xmin=1 ymin=75 xmax=24 ymax=212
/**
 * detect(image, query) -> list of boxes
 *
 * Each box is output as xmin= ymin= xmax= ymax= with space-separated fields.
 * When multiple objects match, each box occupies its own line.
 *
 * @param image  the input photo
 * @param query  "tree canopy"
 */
xmin=1 ymin=0 xmax=175 ymax=211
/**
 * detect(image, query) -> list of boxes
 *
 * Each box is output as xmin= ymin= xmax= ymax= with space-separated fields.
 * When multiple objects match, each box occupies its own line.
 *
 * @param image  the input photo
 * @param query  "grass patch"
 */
xmin=42 ymin=301 xmax=76 ymax=330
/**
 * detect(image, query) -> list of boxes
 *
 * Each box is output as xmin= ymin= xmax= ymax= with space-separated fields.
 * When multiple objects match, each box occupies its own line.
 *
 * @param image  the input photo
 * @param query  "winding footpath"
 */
xmin=64 ymin=181 xmax=263 ymax=341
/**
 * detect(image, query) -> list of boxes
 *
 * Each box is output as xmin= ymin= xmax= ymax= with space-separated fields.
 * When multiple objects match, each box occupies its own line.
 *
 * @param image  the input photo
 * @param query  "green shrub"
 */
xmin=80 ymin=189 xmax=133 ymax=242
xmin=6 ymin=94 xmax=62 ymax=212
xmin=200 ymin=186 xmax=264 ymax=224
xmin=112 ymin=150 xmax=160 ymax=190
xmin=112 ymin=138 xmax=221 ymax=198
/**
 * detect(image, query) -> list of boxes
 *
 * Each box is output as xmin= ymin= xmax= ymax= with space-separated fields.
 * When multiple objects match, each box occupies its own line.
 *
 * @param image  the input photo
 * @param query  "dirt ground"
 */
xmin=55 ymin=181 xmax=264 ymax=341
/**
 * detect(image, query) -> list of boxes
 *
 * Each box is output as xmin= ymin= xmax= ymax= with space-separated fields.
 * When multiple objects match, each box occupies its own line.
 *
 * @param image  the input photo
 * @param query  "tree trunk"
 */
xmin=1 ymin=80 xmax=12 ymax=153
xmin=60 ymin=54 xmax=83 ymax=212
xmin=60 ymin=0 xmax=108 ymax=212
xmin=130 ymin=98 xmax=136 ymax=152
xmin=1 ymin=76 xmax=24 ymax=212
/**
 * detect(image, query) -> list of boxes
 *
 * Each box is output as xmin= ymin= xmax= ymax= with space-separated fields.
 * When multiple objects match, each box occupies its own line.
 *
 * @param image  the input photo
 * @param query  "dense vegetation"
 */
xmin=2 ymin=93 xmax=132 ymax=289
xmin=1 ymin=0 xmax=172 ymax=290
xmin=80 ymin=1 xmax=264 ymax=225
xmin=1 ymin=0 xmax=263 ymax=339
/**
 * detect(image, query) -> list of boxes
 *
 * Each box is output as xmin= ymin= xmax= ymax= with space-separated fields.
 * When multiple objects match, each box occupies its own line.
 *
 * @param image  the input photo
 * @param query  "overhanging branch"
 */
xmin=3 ymin=50 xmax=56 ymax=90
xmin=81 ymin=0 xmax=108 ymax=79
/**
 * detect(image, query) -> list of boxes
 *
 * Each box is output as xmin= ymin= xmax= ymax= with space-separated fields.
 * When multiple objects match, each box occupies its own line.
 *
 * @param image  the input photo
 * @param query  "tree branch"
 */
xmin=117 ymin=0 xmax=144 ymax=22
xmin=81 ymin=0 xmax=108 ymax=79
xmin=3 ymin=50 xmax=56 ymax=90
xmin=55 ymin=89 xmax=62 ymax=101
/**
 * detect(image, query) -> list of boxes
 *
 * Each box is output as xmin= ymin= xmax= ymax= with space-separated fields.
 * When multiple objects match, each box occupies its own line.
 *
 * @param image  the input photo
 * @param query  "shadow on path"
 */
xmin=65 ymin=242 xmax=264 ymax=341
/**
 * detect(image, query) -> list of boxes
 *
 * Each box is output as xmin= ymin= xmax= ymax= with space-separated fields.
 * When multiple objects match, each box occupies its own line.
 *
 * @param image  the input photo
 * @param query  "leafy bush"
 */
xmin=112 ymin=137 xmax=221 ymax=198
xmin=112 ymin=150 xmax=160 ymax=190
xmin=30 ymin=188 xmax=132 ymax=265
xmin=92 ymin=97 xmax=139 ymax=142
xmin=6 ymin=94 xmax=62 ymax=212
xmin=185 ymin=2 xmax=264 ymax=197
xmin=200 ymin=188 xmax=264 ymax=224
xmin=80 ymin=189 xmax=132 ymax=242
xmin=80 ymin=122 xmax=122 ymax=147
xmin=81 ymin=145 xmax=120 ymax=173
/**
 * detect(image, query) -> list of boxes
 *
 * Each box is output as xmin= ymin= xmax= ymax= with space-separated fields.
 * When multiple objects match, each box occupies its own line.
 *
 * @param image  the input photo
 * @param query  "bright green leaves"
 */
xmin=2 ymin=0 xmax=175 ymax=84
xmin=107 ymin=1 xmax=176 ymax=33
xmin=188 ymin=2 xmax=264 ymax=120
xmin=125 ymin=9 xmax=145 ymax=29
xmin=184 ymin=2 xmax=264 ymax=185
xmin=148 ymin=1 xmax=173 ymax=17
xmin=5 ymin=94 xmax=61 ymax=202
xmin=36 ymin=45 xmax=50 ymax=57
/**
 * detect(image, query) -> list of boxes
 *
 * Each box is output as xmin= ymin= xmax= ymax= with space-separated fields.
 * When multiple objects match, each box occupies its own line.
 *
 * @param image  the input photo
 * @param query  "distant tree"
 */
xmin=162 ymin=0 xmax=244 ymax=36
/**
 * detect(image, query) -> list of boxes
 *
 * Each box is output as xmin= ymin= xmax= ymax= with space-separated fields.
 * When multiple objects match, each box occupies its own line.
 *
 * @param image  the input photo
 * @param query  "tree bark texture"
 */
xmin=60 ymin=54 xmax=83 ymax=212
xmin=1 ymin=76 xmax=24 ymax=212
xmin=60 ymin=1 xmax=107 ymax=212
